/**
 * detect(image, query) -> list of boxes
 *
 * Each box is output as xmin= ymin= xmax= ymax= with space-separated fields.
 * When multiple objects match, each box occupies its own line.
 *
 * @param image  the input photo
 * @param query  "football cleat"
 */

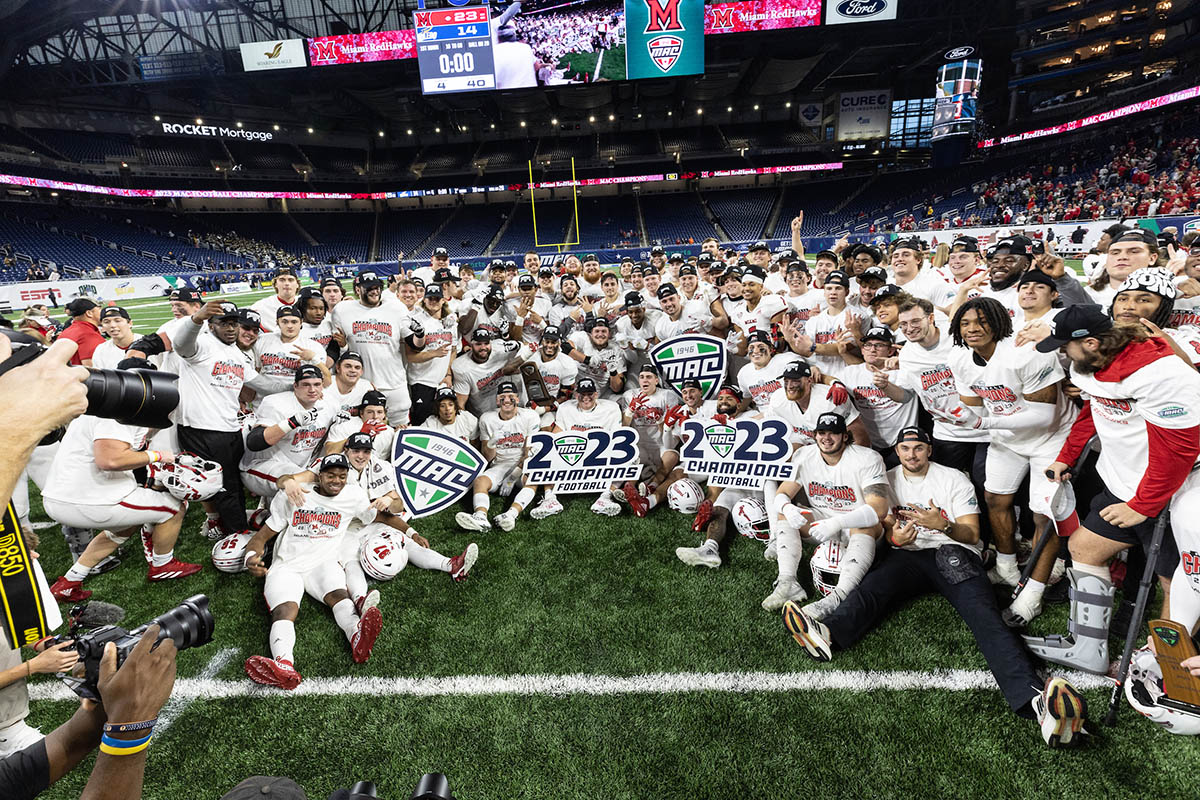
xmin=612 ymin=483 xmax=630 ymax=505
xmin=675 ymin=545 xmax=721 ymax=569
xmin=494 ymin=510 xmax=517 ymax=532
xmin=350 ymin=606 xmax=383 ymax=663
xmin=140 ymin=526 xmax=154 ymax=564
xmin=202 ymin=517 xmax=226 ymax=541
xmin=764 ymin=540 xmax=778 ymax=561
xmin=0 ymin=721 xmax=43 ymax=757
xmin=782 ymin=601 xmax=833 ymax=662
xmin=761 ymin=579 xmax=806 ymax=611
xmin=455 ymin=511 xmax=492 ymax=532
xmin=1034 ymin=676 xmax=1090 ymax=748
xmin=244 ymin=656 xmax=302 ymax=690
xmin=529 ymin=497 xmax=564 ymax=520
xmin=147 ymin=558 xmax=203 ymax=582
xmin=355 ymin=589 xmax=381 ymax=616
xmin=691 ymin=499 xmax=713 ymax=532
xmin=625 ymin=482 xmax=650 ymax=517
xmin=449 ymin=543 xmax=479 ymax=582
xmin=590 ymin=496 xmax=621 ymax=517
xmin=50 ymin=577 xmax=91 ymax=603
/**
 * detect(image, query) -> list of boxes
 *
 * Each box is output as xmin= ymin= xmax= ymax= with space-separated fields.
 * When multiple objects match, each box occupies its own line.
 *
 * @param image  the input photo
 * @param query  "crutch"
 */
xmin=1104 ymin=508 xmax=1170 ymax=725
xmin=1014 ymin=436 xmax=1099 ymax=599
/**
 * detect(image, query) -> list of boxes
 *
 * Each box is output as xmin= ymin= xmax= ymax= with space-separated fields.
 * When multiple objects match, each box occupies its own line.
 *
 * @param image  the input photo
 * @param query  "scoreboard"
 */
xmin=414 ymin=4 xmax=496 ymax=94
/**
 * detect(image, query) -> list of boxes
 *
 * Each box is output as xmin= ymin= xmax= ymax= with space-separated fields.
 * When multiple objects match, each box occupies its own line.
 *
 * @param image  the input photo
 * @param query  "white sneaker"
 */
xmin=455 ymin=511 xmax=492 ymax=532
xmin=0 ymin=720 xmax=43 ymax=757
xmin=1048 ymin=557 xmax=1066 ymax=586
xmin=803 ymin=589 xmax=845 ymax=621
xmin=762 ymin=579 xmax=807 ymax=611
xmin=1001 ymin=590 xmax=1044 ymax=628
xmin=1033 ymin=676 xmax=1090 ymax=748
xmin=676 ymin=545 xmax=721 ymax=568
xmin=494 ymin=511 xmax=517 ymax=532
xmin=988 ymin=558 xmax=1021 ymax=587
xmin=782 ymin=602 xmax=833 ymax=662
xmin=764 ymin=540 xmax=778 ymax=561
xmin=529 ymin=497 xmax=564 ymax=520
xmin=202 ymin=517 xmax=225 ymax=540
xmin=591 ymin=496 xmax=621 ymax=517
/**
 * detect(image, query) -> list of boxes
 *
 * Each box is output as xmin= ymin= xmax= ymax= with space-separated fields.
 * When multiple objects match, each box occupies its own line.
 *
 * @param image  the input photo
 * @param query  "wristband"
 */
xmin=105 ymin=719 xmax=158 ymax=735
xmin=146 ymin=450 xmax=162 ymax=464
xmin=100 ymin=733 xmax=153 ymax=756
xmin=286 ymin=416 xmax=300 ymax=429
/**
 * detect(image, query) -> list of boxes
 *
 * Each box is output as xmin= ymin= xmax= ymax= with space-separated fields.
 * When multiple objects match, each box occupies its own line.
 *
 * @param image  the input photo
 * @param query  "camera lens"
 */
xmin=83 ymin=368 xmax=179 ymax=429
xmin=137 ymin=595 xmax=215 ymax=653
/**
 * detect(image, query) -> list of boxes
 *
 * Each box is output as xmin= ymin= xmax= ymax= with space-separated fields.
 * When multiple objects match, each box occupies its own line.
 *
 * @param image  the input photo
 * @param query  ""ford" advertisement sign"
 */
xmin=825 ymin=0 xmax=896 ymax=25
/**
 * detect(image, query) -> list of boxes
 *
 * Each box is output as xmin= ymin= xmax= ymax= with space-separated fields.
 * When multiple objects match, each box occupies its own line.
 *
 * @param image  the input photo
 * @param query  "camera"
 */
xmin=0 ymin=328 xmax=179 ymax=429
xmin=57 ymin=595 xmax=214 ymax=701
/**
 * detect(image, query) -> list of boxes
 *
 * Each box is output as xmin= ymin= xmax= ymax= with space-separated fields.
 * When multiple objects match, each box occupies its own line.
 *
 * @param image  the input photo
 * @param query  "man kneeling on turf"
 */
xmin=243 ymin=453 xmax=410 ymax=689
xmin=781 ymin=427 xmax=1092 ymax=748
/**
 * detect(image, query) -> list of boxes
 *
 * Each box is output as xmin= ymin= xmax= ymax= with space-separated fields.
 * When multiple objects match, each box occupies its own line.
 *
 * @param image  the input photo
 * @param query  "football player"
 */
xmin=767 ymin=413 xmax=889 ymax=618
xmin=456 ymin=381 xmax=543 ymax=531
xmin=423 ymin=386 xmax=480 ymax=445
xmin=406 ymin=282 xmax=458 ymax=425
xmin=243 ymin=454 xmax=407 ymax=689
xmin=621 ymin=363 xmax=677 ymax=492
xmin=324 ymin=351 xmax=376 ymax=416
xmin=250 ymin=266 xmax=302 ymax=332
xmin=249 ymin=305 xmax=329 ymax=401
xmin=452 ymin=329 xmax=526 ymax=416
xmin=565 ymin=317 xmax=624 ymax=400
xmin=525 ymin=326 xmax=579 ymax=428
xmin=736 ymin=331 xmax=801 ymax=411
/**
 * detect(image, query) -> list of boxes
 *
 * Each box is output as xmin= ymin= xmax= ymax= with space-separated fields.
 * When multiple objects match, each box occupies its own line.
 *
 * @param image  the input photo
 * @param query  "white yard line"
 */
xmin=151 ymin=647 xmax=238 ymax=732
xmin=29 ymin=667 xmax=1112 ymax=702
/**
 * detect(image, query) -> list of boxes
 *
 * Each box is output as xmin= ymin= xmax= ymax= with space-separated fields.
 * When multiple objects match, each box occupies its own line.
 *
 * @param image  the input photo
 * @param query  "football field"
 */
xmin=17 ymin=264 xmax=1185 ymax=800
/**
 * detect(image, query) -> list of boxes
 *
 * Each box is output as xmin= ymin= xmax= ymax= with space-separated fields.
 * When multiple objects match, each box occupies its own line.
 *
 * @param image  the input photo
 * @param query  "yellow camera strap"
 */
xmin=0 ymin=502 xmax=52 ymax=647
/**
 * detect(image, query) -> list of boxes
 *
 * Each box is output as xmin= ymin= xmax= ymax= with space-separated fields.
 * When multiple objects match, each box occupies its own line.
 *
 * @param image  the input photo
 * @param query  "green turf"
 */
xmin=556 ymin=44 xmax=627 ymax=82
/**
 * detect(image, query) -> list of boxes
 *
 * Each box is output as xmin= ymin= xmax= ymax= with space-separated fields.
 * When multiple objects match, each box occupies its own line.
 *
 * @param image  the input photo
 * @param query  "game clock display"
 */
xmin=415 ymin=3 xmax=497 ymax=94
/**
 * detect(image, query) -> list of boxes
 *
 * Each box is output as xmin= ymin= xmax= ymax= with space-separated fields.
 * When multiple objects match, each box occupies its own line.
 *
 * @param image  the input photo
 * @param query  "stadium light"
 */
xmin=407 ymin=129 xmax=413 ymax=135
xmin=551 ymin=118 xmax=558 ymax=125
xmin=236 ymin=121 xmax=243 ymax=128
xmin=490 ymin=123 xmax=495 ymax=129
xmin=378 ymin=131 xmax=385 ymax=137
xmin=153 ymin=115 xmax=161 ymax=121
xmin=589 ymin=115 xmax=596 ymax=122
xmin=519 ymin=121 xmax=526 ymax=127
xmin=273 ymin=124 xmax=280 ymax=131
xmin=785 ymin=101 xmax=792 ymax=108
xmin=727 ymin=106 xmax=732 ymax=112
xmin=50 ymin=192 xmax=57 ymax=197
xmin=436 ymin=126 xmax=441 ymax=132
xmin=697 ymin=108 xmax=703 ymax=115
xmin=308 ymin=127 xmax=314 ymax=134
xmin=667 ymin=111 xmax=673 ymax=116
xmin=608 ymin=114 xmax=615 ymax=121
xmin=753 ymin=104 xmax=759 ymax=111
xmin=196 ymin=118 xmax=204 ymax=124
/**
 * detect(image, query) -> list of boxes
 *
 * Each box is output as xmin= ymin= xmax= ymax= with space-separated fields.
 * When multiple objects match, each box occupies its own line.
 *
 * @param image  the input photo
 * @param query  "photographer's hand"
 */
xmin=29 ymin=640 xmax=79 ymax=675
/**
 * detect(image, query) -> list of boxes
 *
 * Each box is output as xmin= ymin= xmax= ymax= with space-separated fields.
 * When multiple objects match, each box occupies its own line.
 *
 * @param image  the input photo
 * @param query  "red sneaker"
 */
xmin=350 ymin=606 xmax=382 ymax=663
xmin=202 ymin=518 xmax=225 ymax=541
xmin=244 ymin=656 xmax=302 ymax=690
xmin=691 ymin=499 xmax=713 ymax=532
xmin=624 ymin=482 xmax=649 ymax=517
xmin=147 ymin=558 xmax=203 ymax=581
xmin=448 ymin=543 xmax=478 ymax=582
xmin=50 ymin=577 xmax=91 ymax=603
xmin=140 ymin=526 xmax=154 ymax=564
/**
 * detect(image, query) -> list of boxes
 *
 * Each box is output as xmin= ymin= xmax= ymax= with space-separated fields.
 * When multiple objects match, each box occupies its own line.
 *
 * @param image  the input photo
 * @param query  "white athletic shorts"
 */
xmin=482 ymin=461 xmax=521 ymax=489
xmin=263 ymin=559 xmax=346 ymax=611
xmin=379 ymin=385 xmax=412 ymax=427
xmin=43 ymin=488 xmax=182 ymax=532
xmin=983 ymin=438 xmax=1074 ymax=520
xmin=242 ymin=456 xmax=306 ymax=500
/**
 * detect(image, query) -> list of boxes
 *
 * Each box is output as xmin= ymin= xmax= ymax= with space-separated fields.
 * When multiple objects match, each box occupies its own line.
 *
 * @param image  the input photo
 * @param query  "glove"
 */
xmin=287 ymin=407 xmax=321 ymax=429
xmin=711 ymin=413 xmax=729 ymax=425
xmin=782 ymin=504 xmax=813 ymax=531
xmin=627 ymin=394 xmax=647 ymax=414
xmin=826 ymin=381 xmax=850 ymax=406
xmin=663 ymin=404 xmax=690 ymax=428
xmin=927 ymin=403 xmax=988 ymax=430
xmin=607 ymin=359 xmax=621 ymax=377
xmin=360 ymin=420 xmax=389 ymax=436
xmin=409 ymin=320 xmax=425 ymax=338
xmin=560 ymin=339 xmax=574 ymax=355
xmin=632 ymin=338 xmax=648 ymax=351
xmin=807 ymin=518 xmax=842 ymax=544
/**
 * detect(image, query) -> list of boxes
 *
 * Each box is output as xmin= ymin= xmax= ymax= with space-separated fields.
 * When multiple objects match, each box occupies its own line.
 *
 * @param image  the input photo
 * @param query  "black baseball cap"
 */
xmin=781 ymin=361 xmax=812 ymax=380
xmin=747 ymin=330 xmax=772 ymax=347
xmin=585 ymin=316 xmax=610 ymax=331
xmin=892 ymin=238 xmax=923 ymax=253
xmin=356 ymin=269 xmax=384 ymax=287
xmin=294 ymin=364 xmax=323 ymax=383
xmin=337 ymin=350 xmax=363 ymax=364
xmin=1112 ymin=229 xmax=1159 ymax=248
xmin=66 ymin=298 xmax=99 ymax=316
xmin=360 ymin=389 xmax=388 ymax=408
xmin=825 ymin=270 xmax=852 ymax=289
xmin=814 ymin=249 xmax=839 ymax=263
xmin=624 ymin=291 xmax=644 ymax=309
xmin=681 ymin=378 xmax=703 ymax=390
xmin=642 ymin=265 xmax=659 ymax=277
xmin=433 ymin=246 xmax=450 ymax=258
xmin=497 ymin=380 xmax=519 ymax=396
xmin=435 ymin=386 xmax=457 ymax=403
xmin=100 ymin=306 xmax=130 ymax=321
xmin=424 ymin=283 xmax=444 ymax=299
xmin=575 ymin=377 xmax=598 ymax=394
xmin=870 ymin=284 xmax=904 ymax=305
xmin=814 ymin=412 xmax=847 ymax=433
xmin=895 ymin=426 xmax=932 ymax=446
xmin=775 ymin=248 xmax=798 ymax=262
xmin=656 ymin=283 xmax=679 ymax=300
xmin=862 ymin=326 xmax=894 ymax=344
xmin=538 ymin=266 xmax=554 ymax=277
xmin=785 ymin=261 xmax=810 ymax=275
xmin=1017 ymin=270 xmax=1057 ymax=291
xmin=741 ymin=266 xmax=767 ymax=284
xmin=215 ymin=301 xmax=239 ymax=320
xmin=560 ymin=274 xmax=579 ymax=286
xmin=749 ymin=241 xmax=770 ymax=252
xmin=276 ymin=305 xmax=302 ymax=320
xmin=236 ymin=308 xmax=264 ymax=329
xmin=994 ymin=236 xmax=1033 ymax=257
xmin=859 ymin=266 xmax=888 ymax=285
xmin=320 ymin=277 xmax=343 ymax=289
xmin=433 ymin=267 xmax=456 ymax=283
xmin=470 ymin=328 xmax=493 ymax=342
xmin=951 ymin=236 xmax=980 ymax=253
xmin=583 ymin=253 xmax=599 ymax=263
xmin=638 ymin=362 xmax=658 ymax=375
xmin=851 ymin=244 xmax=883 ymax=263
xmin=345 ymin=432 xmax=375 ymax=451
xmin=318 ymin=453 xmax=350 ymax=472
xmin=541 ymin=325 xmax=562 ymax=341
xmin=669 ymin=252 xmax=684 ymax=263
xmin=650 ymin=246 xmax=665 ymax=256
xmin=173 ymin=287 xmax=203 ymax=303
xmin=678 ymin=264 xmax=697 ymax=277
xmin=1035 ymin=304 xmax=1114 ymax=352
xmin=274 ymin=266 xmax=298 ymax=278
xmin=696 ymin=253 xmax=715 ymax=265
xmin=717 ymin=384 xmax=744 ymax=400
xmin=518 ymin=274 xmax=536 ymax=289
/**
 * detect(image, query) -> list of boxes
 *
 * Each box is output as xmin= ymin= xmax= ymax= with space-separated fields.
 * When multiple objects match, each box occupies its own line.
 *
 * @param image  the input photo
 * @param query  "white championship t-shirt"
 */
xmin=788 ymin=443 xmax=888 ymax=520
xmin=478 ymin=407 xmax=541 ymax=464
xmin=266 ymin=483 xmax=375 ymax=572
xmin=888 ymin=462 xmax=981 ymax=552
xmin=42 ymin=415 xmax=149 ymax=506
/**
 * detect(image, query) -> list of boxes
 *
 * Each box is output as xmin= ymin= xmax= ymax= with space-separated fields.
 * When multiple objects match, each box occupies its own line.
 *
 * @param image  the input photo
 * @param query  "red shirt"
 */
xmin=60 ymin=318 xmax=105 ymax=365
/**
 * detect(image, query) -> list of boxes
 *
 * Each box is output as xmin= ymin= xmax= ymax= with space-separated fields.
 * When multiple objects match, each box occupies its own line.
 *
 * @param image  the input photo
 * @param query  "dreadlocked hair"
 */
xmin=951 ymin=297 xmax=1012 ymax=347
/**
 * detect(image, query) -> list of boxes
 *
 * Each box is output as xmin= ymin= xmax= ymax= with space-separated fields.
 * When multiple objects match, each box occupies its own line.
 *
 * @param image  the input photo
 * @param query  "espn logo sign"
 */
xmin=19 ymin=288 xmax=61 ymax=302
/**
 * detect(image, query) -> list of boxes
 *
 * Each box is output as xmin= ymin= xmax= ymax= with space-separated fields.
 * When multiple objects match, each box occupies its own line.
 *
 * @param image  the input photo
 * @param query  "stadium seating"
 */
xmin=375 ymin=207 xmax=449 ymax=262
xmin=434 ymin=205 xmax=509 ymax=259
xmin=491 ymin=198 xmax=575 ymax=255
xmin=27 ymin=129 xmax=136 ymax=164
xmin=573 ymin=196 xmax=642 ymax=250
xmin=704 ymin=188 xmax=775 ymax=242
xmin=639 ymin=192 xmax=716 ymax=245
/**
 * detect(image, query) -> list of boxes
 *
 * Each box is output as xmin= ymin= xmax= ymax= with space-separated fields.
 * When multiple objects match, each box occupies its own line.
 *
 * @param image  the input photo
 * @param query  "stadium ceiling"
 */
xmin=0 ymin=0 xmax=1012 ymax=141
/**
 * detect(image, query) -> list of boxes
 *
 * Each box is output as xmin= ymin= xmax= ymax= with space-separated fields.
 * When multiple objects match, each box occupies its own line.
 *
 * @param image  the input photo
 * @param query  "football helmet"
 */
xmin=1125 ymin=647 xmax=1200 ymax=734
xmin=211 ymin=531 xmax=253 ymax=573
xmin=667 ymin=478 xmax=704 ymax=515
xmin=732 ymin=497 xmax=770 ymax=542
xmin=162 ymin=454 xmax=224 ymax=501
xmin=810 ymin=540 xmax=845 ymax=597
xmin=360 ymin=531 xmax=408 ymax=581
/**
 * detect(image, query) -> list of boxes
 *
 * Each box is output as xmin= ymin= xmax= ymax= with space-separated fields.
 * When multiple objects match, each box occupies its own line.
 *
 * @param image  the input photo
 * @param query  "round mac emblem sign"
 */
xmin=944 ymin=46 xmax=975 ymax=59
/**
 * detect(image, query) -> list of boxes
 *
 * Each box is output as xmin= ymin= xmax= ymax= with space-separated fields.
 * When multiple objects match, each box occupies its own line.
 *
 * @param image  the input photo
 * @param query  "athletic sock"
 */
xmin=996 ymin=552 xmax=1018 ymax=570
xmin=836 ymin=534 xmax=877 ymax=596
xmin=345 ymin=561 xmax=368 ymax=604
xmin=542 ymin=490 xmax=557 ymax=504
xmin=776 ymin=526 xmax=802 ymax=583
xmin=406 ymin=538 xmax=450 ymax=572
xmin=151 ymin=550 xmax=173 ymax=567
xmin=472 ymin=493 xmax=489 ymax=514
xmin=1054 ymin=510 xmax=1080 ymax=538
xmin=1019 ymin=578 xmax=1046 ymax=606
xmin=701 ymin=539 xmax=719 ymax=554
xmin=269 ymin=620 xmax=296 ymax=664
xmin=1074 ymin=561 xmax=1111 ymax=581
xmin=513 ymin=487 xmax=536 ymax=513
xmin=64 ymin=563 xmax=90 ymax=583
xmin=331 ymin=598 xmax=359 ymax=641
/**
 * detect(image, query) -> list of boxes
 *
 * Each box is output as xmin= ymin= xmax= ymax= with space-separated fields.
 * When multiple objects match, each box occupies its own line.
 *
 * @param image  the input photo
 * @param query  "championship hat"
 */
xmin=1034 ymin=304 xmax=1114 ymax=352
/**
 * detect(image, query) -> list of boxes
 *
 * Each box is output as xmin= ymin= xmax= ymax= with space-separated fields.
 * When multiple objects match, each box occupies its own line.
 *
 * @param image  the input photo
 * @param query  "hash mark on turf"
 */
xmin=153 ymin=647 xmax=238 ymax=732
xmin=30 ymin=668 xmax=1110 ymax=702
